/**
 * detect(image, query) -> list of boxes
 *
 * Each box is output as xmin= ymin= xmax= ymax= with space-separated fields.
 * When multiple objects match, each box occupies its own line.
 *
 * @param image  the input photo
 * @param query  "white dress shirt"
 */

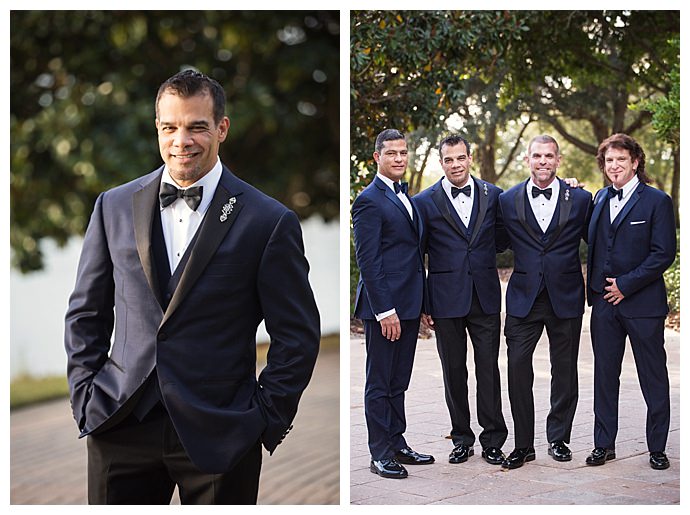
xmin=527 ymin=177 xmax=560 ymax=233
xmin=442 ymin=176 xmax=474 ymax=228
xmin=609 ymin=175 xmax=639 ymax=223
xmin=160 ymin=158 xmax=222 ymax=273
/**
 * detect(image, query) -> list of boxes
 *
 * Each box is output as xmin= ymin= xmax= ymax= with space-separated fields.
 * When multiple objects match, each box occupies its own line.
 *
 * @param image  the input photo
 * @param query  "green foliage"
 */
xmin=664 ymin=229 xmax=680 ymax=313
xmin=10 ymin=375 xmax=70 ymax=410
xmin=634 ymin=38 xmax=680 ymax=147
xmin=350 ymin=11 xmax=532 ymax=198
xmin=11 ymin=11 xmax=339 ymax=272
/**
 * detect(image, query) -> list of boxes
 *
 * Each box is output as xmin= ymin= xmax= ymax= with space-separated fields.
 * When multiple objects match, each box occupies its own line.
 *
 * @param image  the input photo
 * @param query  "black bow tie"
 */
xmin=608 ymin=186 xmax=623 ymax=201
xmin=394 ymin=182 xmax=408 ymax=195
xmin=451 ymin=185 xmax=471 ymax=198
xmin=159 ymin=182 xmax=203 ymax=211
xmin=532 ymin=186 xmax=552 ymax=200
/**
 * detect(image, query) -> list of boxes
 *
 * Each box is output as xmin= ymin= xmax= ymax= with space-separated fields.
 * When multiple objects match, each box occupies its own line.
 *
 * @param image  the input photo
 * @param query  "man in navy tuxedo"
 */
xmin=65 ymin=70 xmax=320 ymax=504
xmin=498 ymin=135 xmax=592 ymax=470
xmin=413 ymin=135 xmax=509 ymax=467
xmin=352 ymin=129 xmax=434 ymax=479
xmin=585 ymin=133 xmax=676 ymax=470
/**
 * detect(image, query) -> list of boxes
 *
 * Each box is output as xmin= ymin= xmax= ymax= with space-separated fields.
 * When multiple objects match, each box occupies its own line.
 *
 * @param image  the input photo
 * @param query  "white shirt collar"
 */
xmin=613 ymin=174 xmax=640 ymax=199
xmin=376 ymin=172 xmax=401 ymax=192
xmin=442 ymin=176 xmax=474 ymax=197
xmin=161 ymin=157 xmax=223 ymax=214
xmin=527 ymin=176 xmax=560 ymax=198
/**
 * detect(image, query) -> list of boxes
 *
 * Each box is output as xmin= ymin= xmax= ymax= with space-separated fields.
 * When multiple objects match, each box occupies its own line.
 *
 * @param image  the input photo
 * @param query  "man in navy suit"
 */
xmin=498 ymin=135 xmax=592 ymax=469
xmin=413 ymin=135 xmax=509 ymax=467
xmin=352 ymin=129 xmax=434 ymax=479
xmin=65 ymin=70 xmax=320 ymax=504
xmin=585 ymin=133 xmax=676 ymax=470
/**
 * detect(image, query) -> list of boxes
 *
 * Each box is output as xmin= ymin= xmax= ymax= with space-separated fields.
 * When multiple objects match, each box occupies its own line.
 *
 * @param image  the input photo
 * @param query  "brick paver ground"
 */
xmin=11 ymin=346 xmax=339 ymax=505
xmin=350 ymin=300 xmax=680 ymax=505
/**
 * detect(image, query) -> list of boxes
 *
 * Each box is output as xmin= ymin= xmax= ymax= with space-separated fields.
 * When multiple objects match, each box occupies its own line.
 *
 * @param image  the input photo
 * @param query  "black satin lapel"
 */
xmin=544 ymin=183 xmax=573 ymax=251
xmin=515 ymin=181 xmax=541 ymax=244
xmin=612 ymin=184 xmax=642 ymax=233
xmin=161 ymin=184 xmax=244 ymax=326
xmin=589 ymin=189 xmax=608 ymax=243
xmin=384 ymin=187 xmax=415 ymax=229
xmin=469 ymin=178 xmax=488 ymax=245
xmin=431 ymin=184 xmax=466 ymax=239
xmin=133 ymin=177 xmax=165 ymax=308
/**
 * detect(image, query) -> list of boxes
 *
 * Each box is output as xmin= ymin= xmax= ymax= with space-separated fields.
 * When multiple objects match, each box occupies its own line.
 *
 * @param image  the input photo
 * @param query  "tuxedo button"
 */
xmin=158 ymin=332 xmax=168 ymax=341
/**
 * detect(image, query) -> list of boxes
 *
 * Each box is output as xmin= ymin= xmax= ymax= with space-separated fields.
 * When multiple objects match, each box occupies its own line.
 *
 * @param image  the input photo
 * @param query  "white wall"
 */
xmin=9 ymin=216 xmax=339 ymax=379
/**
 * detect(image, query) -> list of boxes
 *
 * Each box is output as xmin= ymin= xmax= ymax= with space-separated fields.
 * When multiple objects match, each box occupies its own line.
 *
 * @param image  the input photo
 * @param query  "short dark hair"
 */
xmin=438 ymin=135 xmax=471 ymax=159
xmin=155 ymin=69 xmax=226 ymax=124
xmin=374 ymin=129 xmax=405 ymax=153
xmin=528 ymin=134 xmax=560 ymax=155
xmin=596 ymin=133 xmax=650 ymax=184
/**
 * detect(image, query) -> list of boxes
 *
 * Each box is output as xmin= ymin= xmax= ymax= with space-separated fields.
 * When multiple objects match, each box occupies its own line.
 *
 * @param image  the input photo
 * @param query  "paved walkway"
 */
xmin=11 ymin=346 xmax=339 ymax=505
xmin=350 ymin=303 xmax=680 ymax=505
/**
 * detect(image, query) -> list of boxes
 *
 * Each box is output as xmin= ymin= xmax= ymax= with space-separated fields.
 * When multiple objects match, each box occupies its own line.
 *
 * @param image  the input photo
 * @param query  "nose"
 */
xmin=173 ymin=129 xmax=193 ymax=148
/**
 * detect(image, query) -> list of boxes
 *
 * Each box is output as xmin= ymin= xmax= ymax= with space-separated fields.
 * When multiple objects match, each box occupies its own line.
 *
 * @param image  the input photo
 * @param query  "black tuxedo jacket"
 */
xmin=586 ymin=182 xmax=676 ymax=317
xmin=499 ymin=178 xmax=592 ymax=319
xmin=65 ymin=165 xmax=320 ymax=473
xmin=352 ymin=176 xmax=424 ymax=321
xmin=413 ymin=177 xmax=508 ymax=318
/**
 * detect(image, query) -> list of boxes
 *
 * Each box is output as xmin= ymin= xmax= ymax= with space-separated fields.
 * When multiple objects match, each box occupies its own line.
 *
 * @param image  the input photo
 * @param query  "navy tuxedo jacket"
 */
xmin=586 ymin=182 xmax=676 ymax=317
xmin=413 ymin=177 xmax=508 ymax=318
xmin=65 ymin=165 xmax=320 ymax=474
xmin=352 ymin=176 xmax=424 ymax=321
xmin=499 ymin=178 xmax=592 ymax=319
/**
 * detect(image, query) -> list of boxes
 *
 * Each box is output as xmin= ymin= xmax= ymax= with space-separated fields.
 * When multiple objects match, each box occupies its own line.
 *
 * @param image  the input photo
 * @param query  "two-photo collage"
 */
xmin=9 ymin=8 xmax=681 ymax=507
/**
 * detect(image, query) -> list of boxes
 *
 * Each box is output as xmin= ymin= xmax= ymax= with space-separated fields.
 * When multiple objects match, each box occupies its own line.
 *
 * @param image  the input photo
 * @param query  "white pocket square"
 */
xmin=630 ymin=220 xmax=646 ymax=225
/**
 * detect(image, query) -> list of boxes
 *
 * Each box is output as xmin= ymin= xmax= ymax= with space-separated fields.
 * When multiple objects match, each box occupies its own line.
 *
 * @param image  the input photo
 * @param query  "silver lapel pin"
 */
xmin=220 ymin=197 xmax=237 ymax=222
xmin=483 ymin=183 xmax=488 ymax=196
xmin=564 ymin=189 xmax=570 ymax=201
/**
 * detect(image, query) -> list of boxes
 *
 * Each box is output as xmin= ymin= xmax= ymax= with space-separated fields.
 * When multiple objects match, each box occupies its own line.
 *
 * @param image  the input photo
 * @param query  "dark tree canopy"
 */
xmin=11 ymin=11 xmax=339 ymax=272
xmin=350 ymin=10 xmax=679 ymax=207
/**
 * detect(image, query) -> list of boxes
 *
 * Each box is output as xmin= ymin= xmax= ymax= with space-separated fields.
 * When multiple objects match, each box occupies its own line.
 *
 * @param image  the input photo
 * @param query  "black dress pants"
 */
xmin=433 ymin=289 xmax=507 ymax=449
xmin=87 ymin=405 xmax=262 ymax=504
xmin=504 ymin=289 xmax=582 ymax=448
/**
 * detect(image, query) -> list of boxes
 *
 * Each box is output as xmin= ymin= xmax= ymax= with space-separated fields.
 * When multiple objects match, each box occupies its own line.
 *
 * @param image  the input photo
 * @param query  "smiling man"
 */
xmin=65 ymin=70 xmax=320 ymax=504
xmin=352 ymin=129 xmax=434 ymax=479
xmin=412 ymin=135 xmax=509 ymax=468
xmin=498 ymin=135 xmax=592 ymax=470
xmin=585 ymin=133 xmax=676 ymax=470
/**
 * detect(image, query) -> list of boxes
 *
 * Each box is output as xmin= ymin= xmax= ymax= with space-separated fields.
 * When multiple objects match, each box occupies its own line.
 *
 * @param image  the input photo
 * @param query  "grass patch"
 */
xmin=11 ymin=334 xmax=339 ymax=410
xmin=10 ymin=375 xmax=70 ymax=410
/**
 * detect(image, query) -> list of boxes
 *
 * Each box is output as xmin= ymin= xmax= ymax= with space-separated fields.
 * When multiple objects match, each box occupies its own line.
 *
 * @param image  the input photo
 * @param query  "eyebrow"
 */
xmin=159 ymin=120 xmax=211 ymax=127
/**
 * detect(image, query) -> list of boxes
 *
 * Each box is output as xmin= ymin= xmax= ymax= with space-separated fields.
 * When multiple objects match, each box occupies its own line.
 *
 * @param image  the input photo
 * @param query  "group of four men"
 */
xmin=352 ymin=129 xmax=676 ymax=479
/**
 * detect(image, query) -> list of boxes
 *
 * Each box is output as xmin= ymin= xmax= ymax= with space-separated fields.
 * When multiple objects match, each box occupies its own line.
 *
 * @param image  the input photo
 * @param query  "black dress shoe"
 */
xmin=395 ymin=446 xmax=435 ymax=465
xmin=501 ymin=447 xmax=536 ymax=469
xmin=370 ymin=458 xmax=408 ymax=478
xmin=548 ymin=441 xmax=572 ymax=462
xmin=448 ymin=444 xmax=474 ymax=464
xmin=649 ymin=451 xmax=670 ymax=470
xmin=585 ymin=447 xmax=615 ymax=466
xmin=481 ymin=446 xmax=505 ymax=465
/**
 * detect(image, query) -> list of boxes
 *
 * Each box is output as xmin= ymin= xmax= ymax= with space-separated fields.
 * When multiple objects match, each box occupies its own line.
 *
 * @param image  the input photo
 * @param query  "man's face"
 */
xmin=156 ymin=91 xmax=229 ymax=187
xmin=440 ymin=142 xmax=472 ymax=187
xmin=525 ymin=141 xmax=561 ymax=188
xmin=374 ymin=139 xmax=408 ymax=182
xmin=604 ymin=147 xmax=638 ymax=190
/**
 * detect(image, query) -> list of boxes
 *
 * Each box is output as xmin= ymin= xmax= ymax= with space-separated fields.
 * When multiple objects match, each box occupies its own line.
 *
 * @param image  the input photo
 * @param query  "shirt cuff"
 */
xmin=375 ymin=308 xmax=396 ymax=321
